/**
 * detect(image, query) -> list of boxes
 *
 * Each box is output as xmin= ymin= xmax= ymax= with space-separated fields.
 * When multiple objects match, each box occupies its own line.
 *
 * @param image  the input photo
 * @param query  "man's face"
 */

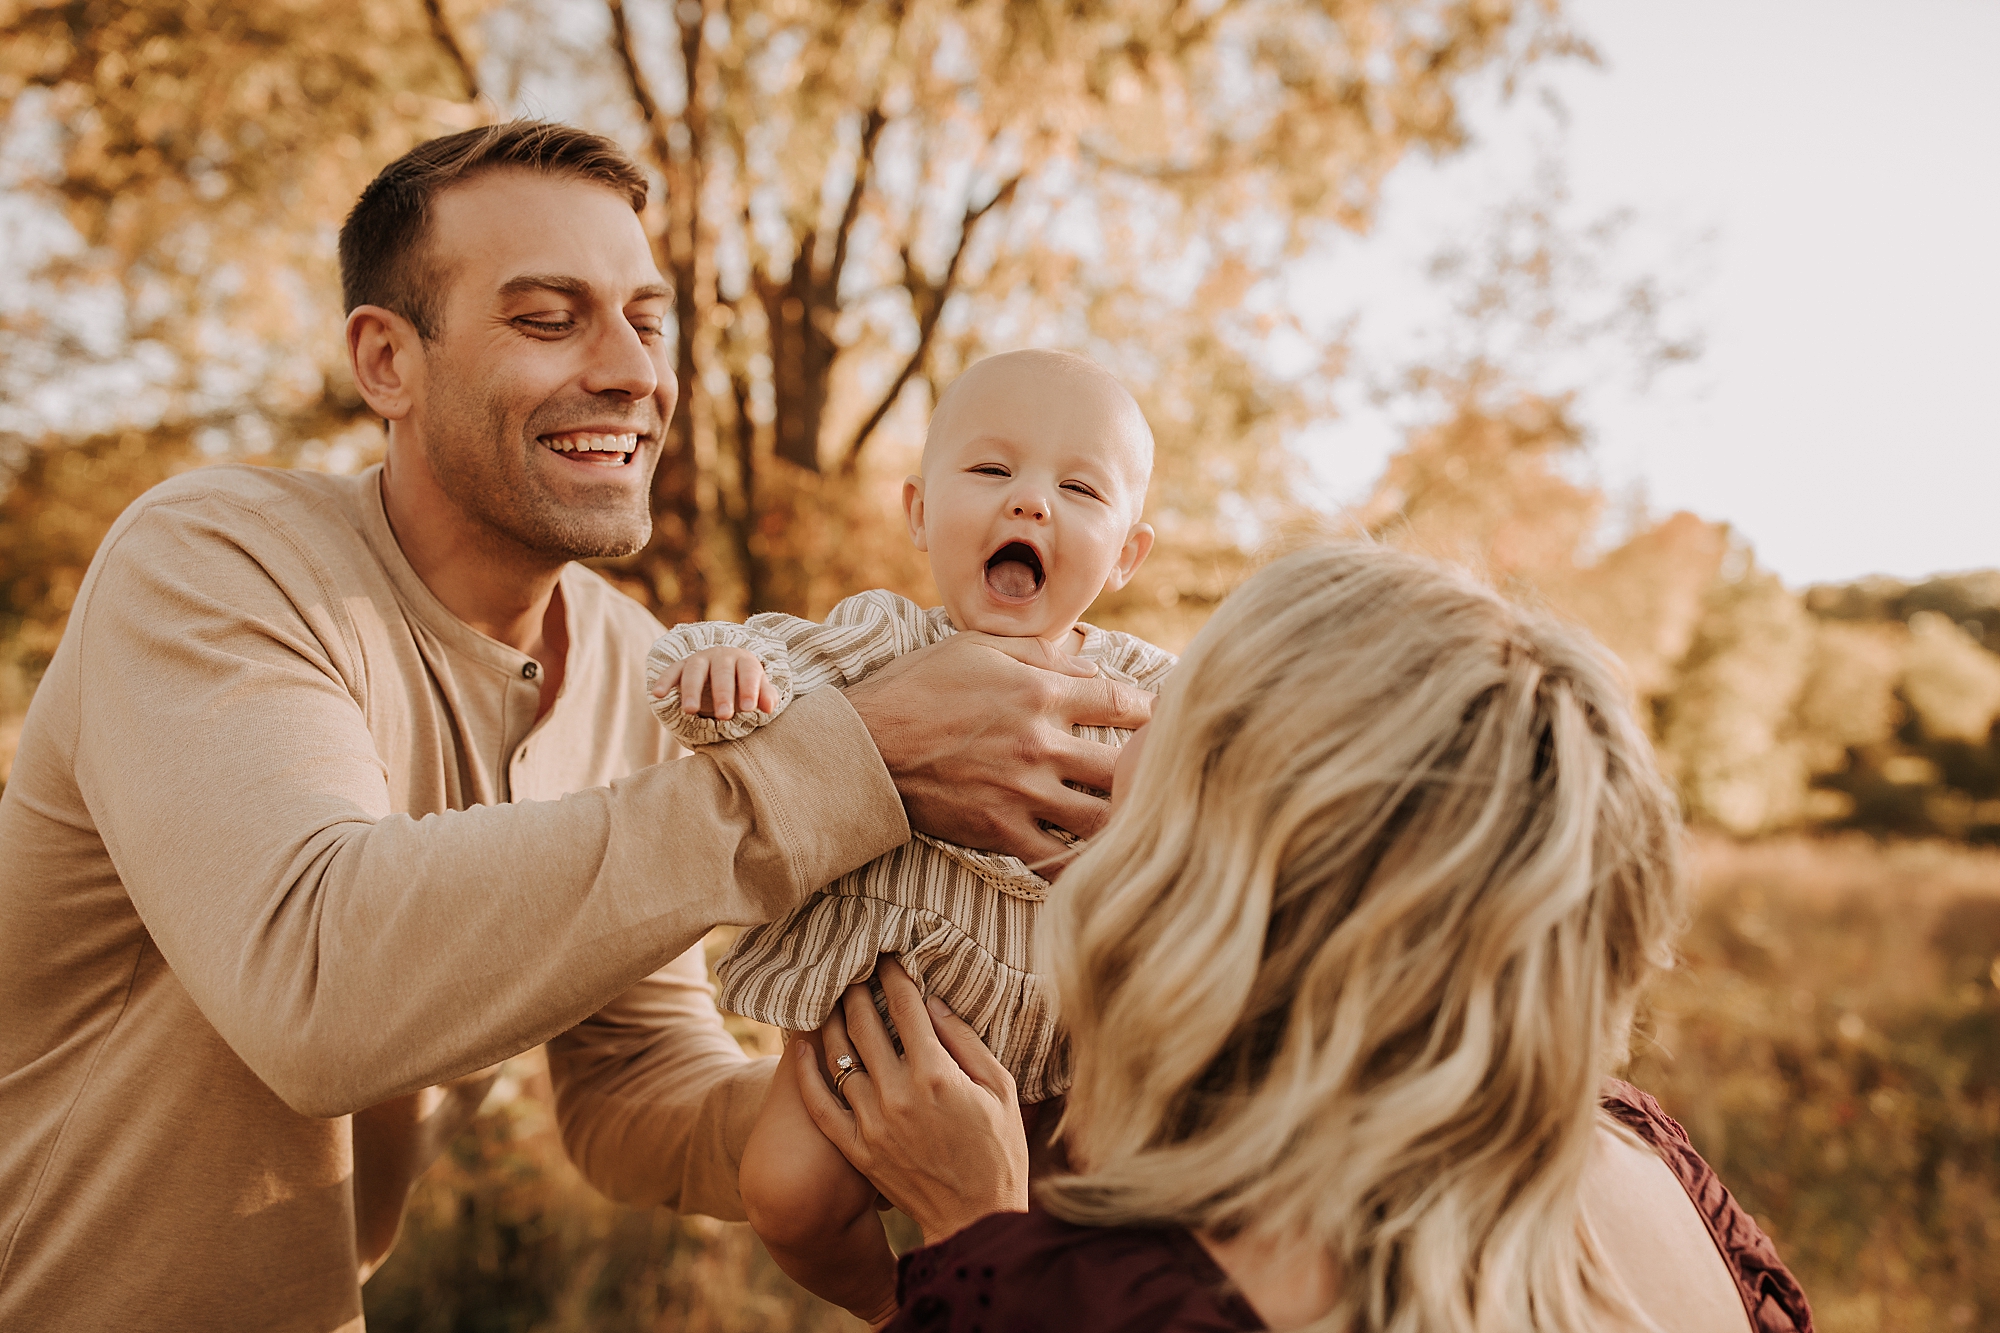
xmin=407 ymin=169 xmax=676 ymax=560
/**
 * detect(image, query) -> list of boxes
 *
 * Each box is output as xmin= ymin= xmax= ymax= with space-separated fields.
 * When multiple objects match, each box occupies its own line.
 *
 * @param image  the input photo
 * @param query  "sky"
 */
xmin=1293 ymin=0 xmax=2000 ymax=589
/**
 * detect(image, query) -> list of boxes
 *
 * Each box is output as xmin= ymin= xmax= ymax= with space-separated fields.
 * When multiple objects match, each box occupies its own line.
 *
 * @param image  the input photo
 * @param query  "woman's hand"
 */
xmin=796 ymin=958 xmax=1030 ymax=1247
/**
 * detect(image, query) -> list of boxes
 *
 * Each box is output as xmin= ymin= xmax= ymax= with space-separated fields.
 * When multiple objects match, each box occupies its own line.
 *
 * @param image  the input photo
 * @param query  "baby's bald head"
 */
xmin=905 ymin=349 xmax=1159 ymax=641
xmin=923 ymin=350 xmax=1154 ymax=520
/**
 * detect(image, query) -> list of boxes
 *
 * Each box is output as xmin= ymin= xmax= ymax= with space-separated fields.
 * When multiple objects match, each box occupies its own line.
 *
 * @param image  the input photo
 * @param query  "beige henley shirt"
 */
xmin=0 ymin=464 xmax=910 ymax=1332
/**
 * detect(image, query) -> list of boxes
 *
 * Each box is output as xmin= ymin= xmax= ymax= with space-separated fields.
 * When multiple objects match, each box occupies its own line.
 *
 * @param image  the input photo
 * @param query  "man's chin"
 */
xmin=478 ymin=492 xmax=655 ymax=562
xmin=533 ymin=513 xmax=655 ymax=561
xmin=499 ymin=455 xmax=660 ymax=560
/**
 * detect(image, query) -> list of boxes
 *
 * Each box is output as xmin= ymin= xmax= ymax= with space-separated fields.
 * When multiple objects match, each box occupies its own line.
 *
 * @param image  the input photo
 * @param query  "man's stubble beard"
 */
xmin=424 ymin=365 xmax=662 ymax=563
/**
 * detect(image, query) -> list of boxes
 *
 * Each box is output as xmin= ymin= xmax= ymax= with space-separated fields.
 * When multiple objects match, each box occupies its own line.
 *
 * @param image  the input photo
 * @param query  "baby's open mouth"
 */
xmin=540 ymin=431 xmax=639 ymax=465
xmin=984 ymin=541 xmax=1045 ymax=601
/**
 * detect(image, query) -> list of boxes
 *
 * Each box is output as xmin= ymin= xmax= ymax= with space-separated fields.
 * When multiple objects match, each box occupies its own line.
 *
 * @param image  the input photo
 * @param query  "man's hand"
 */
xmin=798 ymin=959 xmax=1029 ymax=1248
xmin=842 ymin=632 xmax=1154 ymax=866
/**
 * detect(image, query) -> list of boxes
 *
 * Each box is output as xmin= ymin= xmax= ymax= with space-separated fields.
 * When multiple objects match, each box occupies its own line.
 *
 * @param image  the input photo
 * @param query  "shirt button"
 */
xmin=522 ymin=661 xmax=540 ymax=680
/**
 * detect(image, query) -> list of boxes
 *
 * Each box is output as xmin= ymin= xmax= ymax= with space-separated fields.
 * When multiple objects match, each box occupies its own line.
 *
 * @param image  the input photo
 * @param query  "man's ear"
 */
xmin=902 ymin=476 xmax=929 ymax=552
xmin=1102 ymin=522 xmax=1156 ymax=593
xmin=346 ymin=305 xmax=422 ymax=423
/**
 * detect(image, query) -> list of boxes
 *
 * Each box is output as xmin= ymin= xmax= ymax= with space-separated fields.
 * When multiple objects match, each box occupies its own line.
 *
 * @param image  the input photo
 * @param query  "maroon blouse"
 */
xmin=887 ymin=1081 xmax=1814 ymax=1333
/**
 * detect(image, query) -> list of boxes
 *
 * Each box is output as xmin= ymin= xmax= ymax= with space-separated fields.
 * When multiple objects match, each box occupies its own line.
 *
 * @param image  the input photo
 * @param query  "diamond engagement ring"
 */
xmin=832 ymin=1053 xmax=866 ymax=1095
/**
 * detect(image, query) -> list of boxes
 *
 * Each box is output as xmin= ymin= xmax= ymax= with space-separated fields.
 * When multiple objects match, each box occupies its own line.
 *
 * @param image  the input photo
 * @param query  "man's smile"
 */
xmin=538 ymin=429 xmax=642 ymax=467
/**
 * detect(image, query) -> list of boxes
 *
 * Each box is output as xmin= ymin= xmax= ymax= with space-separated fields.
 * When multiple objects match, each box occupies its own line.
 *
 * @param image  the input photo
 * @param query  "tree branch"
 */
xmin=607 ymin=0 xmax=710 ymax=622
xmin=820 ymin=105 xmax=888 ymax=306
xmin=837 ymin=173 xmax=1022 ymax=474
xmin=606 ymin=0 xmax=673 ymax=179
xmin=820 ymin=0 xmax=908 ymax=300
xmin=422 ymin=0 xmax=481 ymax=102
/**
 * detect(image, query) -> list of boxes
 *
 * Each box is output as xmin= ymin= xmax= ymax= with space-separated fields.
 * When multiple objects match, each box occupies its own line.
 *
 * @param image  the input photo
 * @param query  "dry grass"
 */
xmin=366 ymin=836 xmax=2000 ymax=1331
xmin=362 ymin=929 xmax=908 ymax=1332
xmin=1627 ymin=835 xmax=2000 ymax=1333
xmin=361 ymin=1048 xmax=876 ymax=1333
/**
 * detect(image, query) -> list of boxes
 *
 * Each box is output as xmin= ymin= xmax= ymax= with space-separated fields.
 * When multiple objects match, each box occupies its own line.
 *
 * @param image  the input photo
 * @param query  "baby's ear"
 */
xmin=901 ymin=475 xmax=929 ymax=552
xmin=1103 ymin=522 xmax=1156 ymax=592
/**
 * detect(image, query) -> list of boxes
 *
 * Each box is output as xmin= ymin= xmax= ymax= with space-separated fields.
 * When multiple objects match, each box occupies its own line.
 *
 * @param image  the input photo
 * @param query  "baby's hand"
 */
xmin=654 ymin=645 xmax=780 ymax=720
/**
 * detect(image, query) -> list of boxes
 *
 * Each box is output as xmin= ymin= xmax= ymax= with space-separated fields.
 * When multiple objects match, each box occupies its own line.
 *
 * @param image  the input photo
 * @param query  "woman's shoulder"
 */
xmin=889 ymin=1209 xmax=1265 ymax=1333
xmin=1599 ymin=1080 xmax=1816 ymax=1333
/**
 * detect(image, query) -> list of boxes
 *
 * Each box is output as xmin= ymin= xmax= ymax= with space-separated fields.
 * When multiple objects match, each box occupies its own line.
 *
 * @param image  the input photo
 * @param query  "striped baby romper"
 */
xmin=645 ymin=589 xmax=1175 ymax=1102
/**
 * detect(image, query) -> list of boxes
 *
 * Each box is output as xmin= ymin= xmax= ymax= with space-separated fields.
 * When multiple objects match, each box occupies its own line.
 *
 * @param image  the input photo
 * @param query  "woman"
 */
xmin=795 ymin=544 xmax=1813 ymax=1332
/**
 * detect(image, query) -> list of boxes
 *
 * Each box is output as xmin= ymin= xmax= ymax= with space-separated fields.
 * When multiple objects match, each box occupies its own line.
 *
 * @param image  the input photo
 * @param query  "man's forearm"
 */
xmin=90 ymin=664 xmax=904 ymax=1119
xmin=548 ymin=943 xmax=775 ymax=1218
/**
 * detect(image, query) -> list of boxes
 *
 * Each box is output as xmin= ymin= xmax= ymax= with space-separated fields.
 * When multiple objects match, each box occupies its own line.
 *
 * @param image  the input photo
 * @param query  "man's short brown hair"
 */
xmin=338 ymin=120 xmax=650 ymax=341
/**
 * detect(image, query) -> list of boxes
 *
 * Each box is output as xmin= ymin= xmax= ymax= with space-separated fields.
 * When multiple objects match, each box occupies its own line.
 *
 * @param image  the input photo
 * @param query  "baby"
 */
xmin=644 ymin=349 xmax=1174 ymax=1321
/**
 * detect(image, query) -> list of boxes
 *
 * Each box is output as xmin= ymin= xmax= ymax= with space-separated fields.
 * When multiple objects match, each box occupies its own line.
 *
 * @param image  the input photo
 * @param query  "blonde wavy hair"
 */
xmin=1039 ymin=543 xmax=1687 ymax=1332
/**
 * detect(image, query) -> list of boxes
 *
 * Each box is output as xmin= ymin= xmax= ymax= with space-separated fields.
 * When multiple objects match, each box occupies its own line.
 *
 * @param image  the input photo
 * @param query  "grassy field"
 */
xmin=364 ymin=835 xmax=2000 ymax=1332
xmin=1627 ymin=835 xmax=2000 ymax=1333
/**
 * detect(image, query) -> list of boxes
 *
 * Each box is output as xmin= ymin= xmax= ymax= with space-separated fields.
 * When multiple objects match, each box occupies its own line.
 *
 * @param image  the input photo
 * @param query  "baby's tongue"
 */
xmin=985 ymin=559 xmax=1039 ymax=599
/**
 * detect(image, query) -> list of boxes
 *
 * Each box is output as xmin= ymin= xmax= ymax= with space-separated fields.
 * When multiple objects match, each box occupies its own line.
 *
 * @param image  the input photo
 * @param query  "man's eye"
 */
xmin=515 ymin=316 xmax=573 ymax=335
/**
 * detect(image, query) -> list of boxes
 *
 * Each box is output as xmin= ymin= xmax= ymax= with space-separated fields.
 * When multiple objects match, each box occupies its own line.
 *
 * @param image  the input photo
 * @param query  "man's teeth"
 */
xmin=544 ymin=433 xmax=639 ymax=453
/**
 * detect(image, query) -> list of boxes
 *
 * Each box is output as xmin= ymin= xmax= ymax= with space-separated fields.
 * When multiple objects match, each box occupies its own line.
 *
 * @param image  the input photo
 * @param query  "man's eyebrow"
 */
xmin=494 ymin=274 xmax=674 ymax=303
xmin=496 ymin=273 xmax=591 ymax=301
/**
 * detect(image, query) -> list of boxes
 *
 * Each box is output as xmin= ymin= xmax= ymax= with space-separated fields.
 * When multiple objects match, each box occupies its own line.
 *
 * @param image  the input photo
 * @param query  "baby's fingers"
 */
xmin=679 ymin=657 xmax=712 ymax=716
xmin=734 ymin=657 xmax=767 ymax=716
xmin=710 ymin=653 xmax=742 ymax=720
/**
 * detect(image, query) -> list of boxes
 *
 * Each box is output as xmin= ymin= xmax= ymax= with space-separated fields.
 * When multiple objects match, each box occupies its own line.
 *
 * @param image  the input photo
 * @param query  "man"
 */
xmin=0 ymin=122 xmax=1149 ymax=1331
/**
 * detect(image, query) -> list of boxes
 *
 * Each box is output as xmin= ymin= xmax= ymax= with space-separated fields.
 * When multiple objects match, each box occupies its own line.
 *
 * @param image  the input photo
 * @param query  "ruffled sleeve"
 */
xmin=646 ymin=591 xmax=949 ymax=747
xmin=645 ymin=616 xmax=804 ymax=746
xmin=768 ymin=588 xmax=949 ymax=691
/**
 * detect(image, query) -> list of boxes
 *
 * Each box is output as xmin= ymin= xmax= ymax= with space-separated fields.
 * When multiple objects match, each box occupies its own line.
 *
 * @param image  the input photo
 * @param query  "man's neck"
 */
xmin=380 ymin=453 xmax=565 ymax=657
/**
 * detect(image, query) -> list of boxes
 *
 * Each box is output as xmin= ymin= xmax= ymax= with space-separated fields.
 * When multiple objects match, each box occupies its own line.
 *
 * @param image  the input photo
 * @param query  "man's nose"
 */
xmin=579 ymin=317 xmax=660 ymax=401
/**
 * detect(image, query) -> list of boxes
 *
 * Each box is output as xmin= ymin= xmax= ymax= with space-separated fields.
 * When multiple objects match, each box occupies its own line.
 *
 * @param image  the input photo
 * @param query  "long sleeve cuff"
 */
xmin=713 ymin=685 xmax=910 ymax=900
xmin=646 ymin=619 xmax=797 ymax=746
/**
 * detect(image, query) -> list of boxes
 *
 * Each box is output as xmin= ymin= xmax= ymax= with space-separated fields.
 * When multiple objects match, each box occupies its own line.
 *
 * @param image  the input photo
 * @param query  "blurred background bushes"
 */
xmin=359 ymin=1048 xmax=867 ymax=1333
xmin=5 ymin=1 xmax=2000 ymax=1330
xmin=1631 ymin=837 xmax=2000 ymax=1333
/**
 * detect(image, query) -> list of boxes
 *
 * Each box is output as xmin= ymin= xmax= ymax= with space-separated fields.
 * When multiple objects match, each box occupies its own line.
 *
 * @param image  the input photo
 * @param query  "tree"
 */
xmin=581 ymin=0 xmax=1583 ymax=622
xmin=1 ymin=0 xmax=1583 ymax=639
xmin=0 ymin=0 xmax=485 ymax=448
